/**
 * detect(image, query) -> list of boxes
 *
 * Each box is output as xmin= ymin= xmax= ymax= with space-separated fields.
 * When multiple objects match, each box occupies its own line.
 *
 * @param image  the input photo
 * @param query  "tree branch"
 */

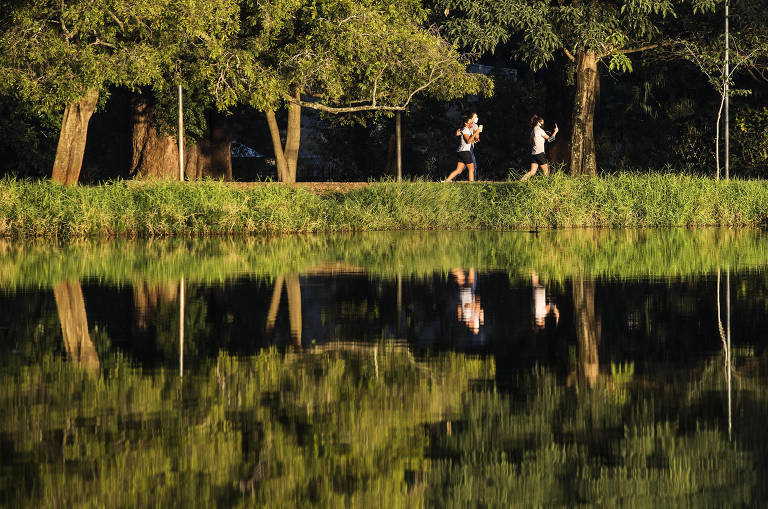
xmin=106 ymin=9 xmax=125 ymax=32
xmin=371 ymin=66 xmax=386 ymax=108
xmin=91 ymin=38 xmax=117 ymax=49
xmin=59 ymin=0 xmax=73 ymax=41
xmin=403 ymin=66 xmax=446 ymax=108
xmin=287 ymin=98 xmax=405 ymax=113
xmin=563 ymin=48 xmax=576 ymax=62
xmin=618 ymin=43 xmax=660 ymax=55
xmin=284 ymin=57 xmax=451 ymax=113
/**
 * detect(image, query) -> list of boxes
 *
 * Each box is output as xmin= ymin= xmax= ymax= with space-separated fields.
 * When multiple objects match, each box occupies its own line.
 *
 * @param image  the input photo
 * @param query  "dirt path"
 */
xmin=231 ymin=181 xmax=371 ymax=193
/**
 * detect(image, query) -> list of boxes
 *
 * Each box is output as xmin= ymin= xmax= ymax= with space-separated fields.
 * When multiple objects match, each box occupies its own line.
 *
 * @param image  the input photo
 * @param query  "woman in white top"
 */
xmin=521 ymin=114 xmax=558 ymax=181
xmin=444 ymin=115 xmax=481 ymax=182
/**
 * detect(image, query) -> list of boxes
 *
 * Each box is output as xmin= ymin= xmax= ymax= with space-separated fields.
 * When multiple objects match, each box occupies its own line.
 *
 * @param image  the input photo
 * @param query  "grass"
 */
xmin=1 ymin=174 xmax=768 ymax=238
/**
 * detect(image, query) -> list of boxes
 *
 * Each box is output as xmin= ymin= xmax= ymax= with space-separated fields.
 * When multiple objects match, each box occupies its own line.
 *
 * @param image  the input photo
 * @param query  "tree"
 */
xmin=675 ymin=0 xmax=768 ymax=178
xmin=0 ymin=0 xmax=151 ymax=184
xmin=435 ymin=0 xmax=719 ymax=175
xmin=126 ymin=0 xmax=264 ymax=181
xmin=0 ymin=0 xmax=241 ymax=184
xmin=233 ymin=0 xmax=491 ymax=183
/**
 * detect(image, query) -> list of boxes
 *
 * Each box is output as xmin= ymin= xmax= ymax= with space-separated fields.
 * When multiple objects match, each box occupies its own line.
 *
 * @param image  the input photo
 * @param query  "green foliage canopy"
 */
xmin=235 ymin=0 xmax=492 ymax=113
xmin=433 ymin=0 xmax=720 ymax=72
xmin=0 ymin=0 xmax=249 ymax=122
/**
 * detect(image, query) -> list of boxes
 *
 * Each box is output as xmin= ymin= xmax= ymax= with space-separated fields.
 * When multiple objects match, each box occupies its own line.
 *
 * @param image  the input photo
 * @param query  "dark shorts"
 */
xmin=457 ymin=151 xmax=473 ymax=165
xmin=531 ymin=152 xmax=548 ymax=166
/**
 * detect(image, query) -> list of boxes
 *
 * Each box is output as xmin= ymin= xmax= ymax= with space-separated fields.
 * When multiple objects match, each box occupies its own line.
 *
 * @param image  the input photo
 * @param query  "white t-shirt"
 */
xmin=531 ymin=125 xmax=546 ymax=155
xmin=457 ymin=127 xmax=472 ymax=152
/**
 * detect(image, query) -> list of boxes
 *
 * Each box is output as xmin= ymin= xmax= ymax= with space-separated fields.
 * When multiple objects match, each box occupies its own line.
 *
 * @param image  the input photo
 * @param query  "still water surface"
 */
xmin=1 ymin=230 xmax=768 ymax=506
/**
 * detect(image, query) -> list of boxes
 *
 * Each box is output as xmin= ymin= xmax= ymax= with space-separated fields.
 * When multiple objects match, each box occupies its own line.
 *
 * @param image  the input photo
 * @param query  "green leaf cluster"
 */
xmin=434 ymin=0 xmax=719 ymax=70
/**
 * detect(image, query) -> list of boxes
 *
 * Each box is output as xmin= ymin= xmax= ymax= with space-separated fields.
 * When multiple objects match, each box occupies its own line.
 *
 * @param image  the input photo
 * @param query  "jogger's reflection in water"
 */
xmin=531 ymin=270 xmax=559 ymax=330
xmin=452 ymin=268 xmax=485 ymax=336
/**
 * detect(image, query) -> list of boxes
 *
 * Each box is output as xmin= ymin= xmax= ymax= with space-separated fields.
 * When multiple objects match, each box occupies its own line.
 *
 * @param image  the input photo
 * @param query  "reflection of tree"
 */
xmin=0 ymin=346 xmax=490 ymax=507
xmin=53 ymin=281 xmax=99 ymax=373
xmin=570 ymin=275 xmax=600 ymax=387
xmin=1 ymin=338 xmax=766 ymax=507
xmin=132 ymin=283 xmax=178 ymax=334
xmin=266 ymin=275 xmax=302 ymax=346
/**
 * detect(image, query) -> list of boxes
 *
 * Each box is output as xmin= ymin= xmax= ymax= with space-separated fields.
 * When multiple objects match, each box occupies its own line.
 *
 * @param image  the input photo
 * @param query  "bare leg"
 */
xmin=468 ymin=163 xmax=475 ymax=182
xmin=445 ymin=162 xmax=465 ymax=182
xmin=541 ymin=163 xmax=549 ymax=176
xmin=520 ymin=163 xmax=539 ymax=181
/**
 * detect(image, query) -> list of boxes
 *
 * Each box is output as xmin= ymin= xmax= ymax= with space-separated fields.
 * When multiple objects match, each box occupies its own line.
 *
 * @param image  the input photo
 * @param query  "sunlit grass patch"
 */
xmin=1 ymin=174 xmax=767 ymax=238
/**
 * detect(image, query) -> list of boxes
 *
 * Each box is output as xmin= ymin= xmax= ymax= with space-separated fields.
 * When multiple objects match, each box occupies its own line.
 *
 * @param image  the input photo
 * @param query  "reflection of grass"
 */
xmin=2 ymin=174 xmax=768 ymax=237
xmin=1 ymin=228 xmax=767 ymax=287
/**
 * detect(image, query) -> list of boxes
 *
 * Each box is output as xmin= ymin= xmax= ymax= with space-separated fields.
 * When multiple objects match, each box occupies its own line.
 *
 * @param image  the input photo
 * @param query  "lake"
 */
xmin=1 ymin=229 xmax=767 ymax=506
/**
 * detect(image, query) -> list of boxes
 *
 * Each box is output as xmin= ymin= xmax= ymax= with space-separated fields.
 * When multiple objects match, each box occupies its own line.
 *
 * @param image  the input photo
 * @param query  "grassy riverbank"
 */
xmin=1 ymin=174 xmax=768 ymax=237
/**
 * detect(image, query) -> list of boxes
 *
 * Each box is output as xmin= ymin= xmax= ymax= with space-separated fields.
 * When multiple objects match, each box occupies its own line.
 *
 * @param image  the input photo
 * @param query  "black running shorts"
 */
xmin=457 ymin=151 xmax=473 ymax=165
xmin=531 ymin=152 xmax=548 ymax=165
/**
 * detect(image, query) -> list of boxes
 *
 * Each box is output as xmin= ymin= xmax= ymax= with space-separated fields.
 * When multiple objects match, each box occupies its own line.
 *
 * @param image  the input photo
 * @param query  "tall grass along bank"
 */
xmin=1 ymin=174 xmax=768 ymax=238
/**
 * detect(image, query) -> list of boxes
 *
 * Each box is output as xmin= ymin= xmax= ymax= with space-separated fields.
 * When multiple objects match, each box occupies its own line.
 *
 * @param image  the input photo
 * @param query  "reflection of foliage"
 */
xmin=2 ymin=228 xmax=768 ymax=289
xmin=2 ymin=339 xmax=768 ymax=506
xmin=426 ymin=365 xmax=758 ymax=507
xmin=0 ymin=347 xmax=490 ymax=507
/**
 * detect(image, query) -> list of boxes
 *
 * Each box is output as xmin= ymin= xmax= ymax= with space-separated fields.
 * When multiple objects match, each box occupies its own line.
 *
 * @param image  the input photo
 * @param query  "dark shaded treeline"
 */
xmin=2 ymin=55 xmax=766 ymax=182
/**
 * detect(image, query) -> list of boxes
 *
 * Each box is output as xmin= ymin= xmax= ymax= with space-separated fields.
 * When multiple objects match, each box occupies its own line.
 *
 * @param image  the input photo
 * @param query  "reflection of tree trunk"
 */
xmin=133 ymin=283 xmax=178 ymax=333
xmin=573 ymin=276 xmax=600 ymax=387
xmin=51 ymin=89 xmax=100 ymax=185
xmin=286 ymin=275 xmax=302 ymax=347
xmin=266 ymin=275 xmax=285 ymax=333
xmin=265 ymin=275 xmax=302 ymax=347
xmin=54 ymin=281 xmax=99 ymax=373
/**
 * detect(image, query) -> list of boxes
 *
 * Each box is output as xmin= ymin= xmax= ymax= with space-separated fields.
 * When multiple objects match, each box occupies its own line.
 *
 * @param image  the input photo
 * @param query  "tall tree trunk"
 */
xmin=54 ymin=280 xmax=99 ymax=373
xmin=130 ymin=95 xmax=179 ymax=179
xmin=572 ymin=275 xmax=600 ymax=387
xmin=51 ymin=89 xmax=100 ymax=185
xmin=265 ymin=94 xmax=302 ymax=183
xmin=131 ymin=96 xmax=232 ymax=180
xmin=185 ymin=113 xmax=233 ymax=180
xmin=569 ymin=51 xmax=599 ymax=176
